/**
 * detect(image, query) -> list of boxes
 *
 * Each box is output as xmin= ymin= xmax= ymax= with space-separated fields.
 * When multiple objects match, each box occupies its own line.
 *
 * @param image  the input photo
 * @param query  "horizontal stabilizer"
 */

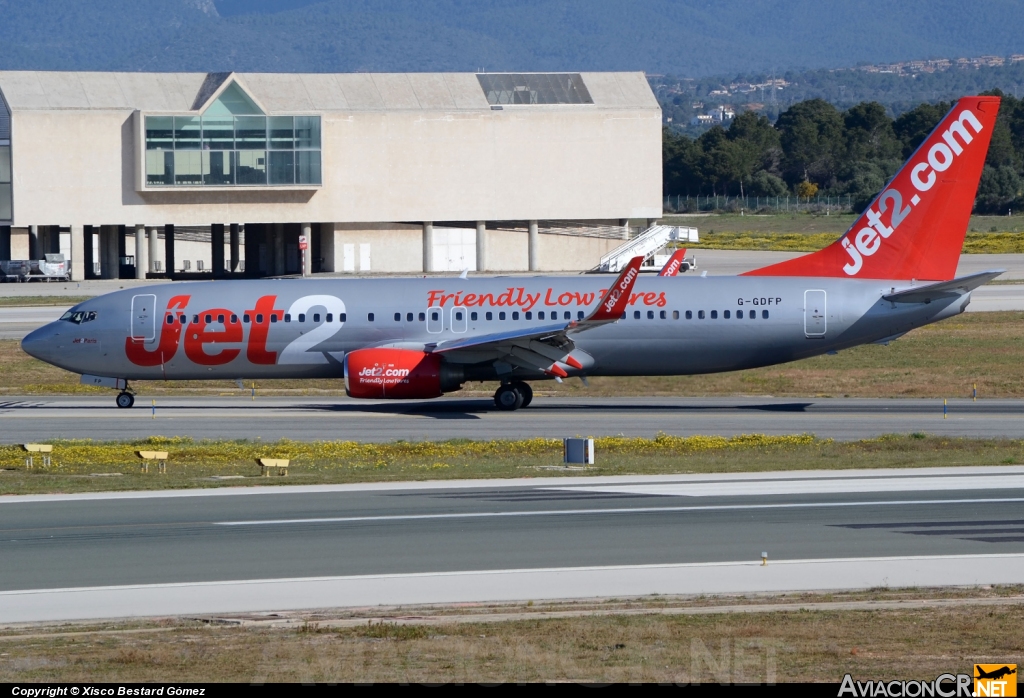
xmin=883 ymin=270 xmax=1003 ymax=303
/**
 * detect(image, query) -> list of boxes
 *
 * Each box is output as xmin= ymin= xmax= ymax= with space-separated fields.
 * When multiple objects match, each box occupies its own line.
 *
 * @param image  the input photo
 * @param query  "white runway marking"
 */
xmin=215 ymin=497 xmax=1024 ymax=526
xmin=554 ymin=474 xmax=1024 ymax=498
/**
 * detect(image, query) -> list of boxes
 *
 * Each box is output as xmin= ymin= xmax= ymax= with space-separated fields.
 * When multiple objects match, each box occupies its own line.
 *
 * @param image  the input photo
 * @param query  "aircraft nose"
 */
xmin=21 ymin=323 xmax=58 ymax=362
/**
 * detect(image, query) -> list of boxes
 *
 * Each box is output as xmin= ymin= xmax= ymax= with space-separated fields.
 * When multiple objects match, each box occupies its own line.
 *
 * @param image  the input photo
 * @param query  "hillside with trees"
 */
xmin=662 ymin=91 xmax=1024 ymax=215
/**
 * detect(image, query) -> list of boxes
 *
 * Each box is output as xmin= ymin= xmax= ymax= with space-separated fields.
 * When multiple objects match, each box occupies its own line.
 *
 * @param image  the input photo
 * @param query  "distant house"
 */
xmin=690 ymin=114 xmax=715 ymax=126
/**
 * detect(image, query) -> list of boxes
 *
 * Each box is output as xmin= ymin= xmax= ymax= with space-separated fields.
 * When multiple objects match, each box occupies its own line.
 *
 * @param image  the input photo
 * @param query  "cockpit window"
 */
xmin=60 ymin=310 xmax=97 ymax=324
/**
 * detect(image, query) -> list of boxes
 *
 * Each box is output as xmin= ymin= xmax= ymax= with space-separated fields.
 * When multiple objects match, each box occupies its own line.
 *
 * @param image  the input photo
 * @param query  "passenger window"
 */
xmin=205 ymin=314 xmax=212 ymax=324
xmin=762 ymin=310 xmax=769 ymax=319
xmin=578 ymin=311 xmax=584 ymax=320
xmin=217 ymin=314 xmax=224 ymax=323
xmin=418 ymin=312 xmax=425 ymax=321
xmin=525 ymin=311 xmax=532 ymax=320
xmin=749 ymin=311 xmax=755 ymax=320
xmin=634 ymin=311 xmax=641 ymax=319
xmin=685 ymin=310 xmax=692 ymax=319
xmin=394 ymin=312 xmax=401 ymax=322
xmin=660 ymin=310 xmax=667 ymax=319
xmin=672 ymin=310 xmax=679 ymax=320
xmin=538 ymin=311 xmax=545 ymax=320
xmin=647 ymin=310 xmax=654 ymax=319
xmin=564 ymin=311 xmax=571 ymax=320
xmin=471 ymin=311 xmax=478 ymax=321
xmin=368 ymin=313 xmax=374 ymax=322
xmin=486 ymin=312 xmax=493 ymax=320
xmin=243 ymin=314 xmax=250 ymax=323
xmin=499 ymin=311 xmax=506 ymax=320
xmin=193 ymin=314 xmax=200 ymax=324
xmin=407 ymin=313 xmax=414 ymax=322
xmin=430 ymin=311 xmax=439 ymax=321
xmin=179 ymin=315 xmax=187 ymax=324
xmin=737 ymin=310 xmax=743 ymax=319
xmin=230 ymin=314 xmax=237 ymax=323
xmin=326 ymin=313 xmax=333 ymax=322
xmin=256 ymin=314 xmax=263 ymax=324
xmin=511 ymin=311 xmax=519 ymax=320
xmin=724 ymin=310 xmax=730 ymax=319
xmin=456 ymin=311 xmax=464 ymax=321
xmin=711 ymin=310 xmax=718 ymax=319
xmin=284 ymin=314 xmax=291 ymax=323
xmin=166 ymin=315 xmax=174 ymax=325
xmin=340 ymin=313 xmax=347 ymax=322
xmin=270 ymin=314 xmax=278 ymax=323
xmin=313 ymin=313 xmax=320 ymax=322
xmin=298 ymin=313 xmax=305 ymax=322
xmin=698 ymin=310 xmax=705 ymax=319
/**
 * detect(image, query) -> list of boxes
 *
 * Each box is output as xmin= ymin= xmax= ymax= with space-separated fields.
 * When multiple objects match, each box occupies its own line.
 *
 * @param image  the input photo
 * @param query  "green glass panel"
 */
xmin=235 ymin=150 xmax=267 ymax=185
xmin=146 ymin=151 xmax=174 ymax=186
xmin=145 ymin=116 xmax=174 ymax=151
xmin=296 ymin=150 xmax=321 ymax=185
xmin=268 ymin=151 xmax=294 ymax=185
xmin=202 ymin=116 xmax=234 ymax=151
xmin=203 ymin=151 xmax=234 ymax=185
xmin=269 ymin=116 xmax=293 ymax=150
xmin=0 ymin=183 xmax=10 ymax=220
xmin=295 ymin=116 xmax=320 ymax=149
xmin=204 ymin=82 xmax=263 ymax=116
xmin=173 ymin=117 xmax=201 ymax=150
xmin=0 ymin=146 xmax=10 ymax=183
xmin=173 ymin=151 xmax=203 ymax=185
xmin=235 ymin=116 xmax=266 ymax=150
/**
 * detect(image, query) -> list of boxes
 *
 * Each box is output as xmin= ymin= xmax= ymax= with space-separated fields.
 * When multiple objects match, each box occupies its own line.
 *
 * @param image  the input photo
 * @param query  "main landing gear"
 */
xmin=115 ymin=382 xmax=135 ymax=409
xmin=494 ymin=381 xmax=533 ymax=411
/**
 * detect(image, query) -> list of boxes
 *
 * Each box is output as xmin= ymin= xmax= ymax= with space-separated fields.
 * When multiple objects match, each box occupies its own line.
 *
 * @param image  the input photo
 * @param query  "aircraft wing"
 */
xmin=883 ymin=270 xmax=1003 ymax=303
xmin=424 ymin=256 xmax=645 ymax=377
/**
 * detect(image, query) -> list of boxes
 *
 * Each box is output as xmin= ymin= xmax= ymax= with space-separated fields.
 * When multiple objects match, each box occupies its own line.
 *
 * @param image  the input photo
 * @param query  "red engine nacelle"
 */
xmin=344 ymin=348 xmax=444 ymax=399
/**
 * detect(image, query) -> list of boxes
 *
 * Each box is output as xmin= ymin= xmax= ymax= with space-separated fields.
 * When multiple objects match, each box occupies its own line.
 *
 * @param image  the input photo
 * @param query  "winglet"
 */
xmin=658 ymin=249 xmax=688 ymax=276
xmin=584 ymin=256 xmax=644 ymax=323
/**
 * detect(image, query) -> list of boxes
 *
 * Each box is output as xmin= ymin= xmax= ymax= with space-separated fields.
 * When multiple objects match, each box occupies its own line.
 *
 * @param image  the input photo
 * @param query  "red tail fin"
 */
xmin=658 ymin=249 xmax=688 ymax=276
xmin=743 ymin=96 xmax=1000 ymax=281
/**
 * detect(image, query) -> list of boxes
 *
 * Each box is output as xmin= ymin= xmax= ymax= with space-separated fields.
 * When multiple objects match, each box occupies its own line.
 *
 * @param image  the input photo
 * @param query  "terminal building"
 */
xmin=0 ymin=70 xmax=661 ymax=280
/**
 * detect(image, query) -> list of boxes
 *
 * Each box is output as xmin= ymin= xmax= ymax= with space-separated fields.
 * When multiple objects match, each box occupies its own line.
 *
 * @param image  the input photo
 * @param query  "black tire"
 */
xmin=116 ymin=392 xmax=135 ymax=409
xmin=512 ymin=381 xmax=533 ymax=407
xmin=494 ymin=384 xmax=524 ymax=411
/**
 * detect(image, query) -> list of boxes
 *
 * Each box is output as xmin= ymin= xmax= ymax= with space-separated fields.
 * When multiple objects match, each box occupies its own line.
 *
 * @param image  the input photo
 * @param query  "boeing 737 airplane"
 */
xmin=21 ymin=96 xmax=1002 ymax=411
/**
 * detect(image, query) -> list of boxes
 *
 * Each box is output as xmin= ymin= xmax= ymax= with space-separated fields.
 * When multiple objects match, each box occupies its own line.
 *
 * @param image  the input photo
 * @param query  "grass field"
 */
xmin=2 ymin=588 xmax=1021 ymax=682
xmin=0 ymin=296 xmax=92 ymax=307
xmin=2 ymin=433 xmax=1023 ymax=495
xmin=3 ymin=311 xmax=1022 ymax=399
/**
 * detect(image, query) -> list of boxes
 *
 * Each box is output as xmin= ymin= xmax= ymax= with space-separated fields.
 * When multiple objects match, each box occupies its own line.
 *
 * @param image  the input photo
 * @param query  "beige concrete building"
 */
xmin=0 ymin=70 xmax=661 ymax=280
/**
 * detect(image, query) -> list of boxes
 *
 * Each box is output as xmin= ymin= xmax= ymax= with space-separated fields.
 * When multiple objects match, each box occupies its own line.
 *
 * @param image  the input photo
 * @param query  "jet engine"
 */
xmin=343 ymin=348 xmax=463 ymax=399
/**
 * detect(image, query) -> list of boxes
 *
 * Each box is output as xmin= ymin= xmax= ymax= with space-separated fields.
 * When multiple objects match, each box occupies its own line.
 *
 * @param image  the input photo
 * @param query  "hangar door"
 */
xmin=804 ymin=290 xmax=826 ymax=337
xmin=432 ymin=228 xmax=477 ymax=272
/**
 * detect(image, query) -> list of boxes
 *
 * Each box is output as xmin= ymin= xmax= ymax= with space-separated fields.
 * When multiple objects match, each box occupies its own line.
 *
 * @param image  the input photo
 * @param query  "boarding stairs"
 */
xmin=593 ymin=225 xmax=699 ymax=273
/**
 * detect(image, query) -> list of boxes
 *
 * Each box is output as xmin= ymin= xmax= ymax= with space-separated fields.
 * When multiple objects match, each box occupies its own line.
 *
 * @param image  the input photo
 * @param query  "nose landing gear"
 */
xmin=493 ymin=381 xmax=533 ymax=411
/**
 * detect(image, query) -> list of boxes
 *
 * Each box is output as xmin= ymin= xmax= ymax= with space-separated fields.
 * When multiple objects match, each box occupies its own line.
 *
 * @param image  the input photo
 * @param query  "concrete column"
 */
xmin=320 ymin=222 xmax=337 ymax=272
xmin=229 ymin=223 xmax=240 ymax=273
xmin=27 ymin=225 xmax=39 ymax=260
xmin=70 ymin=225 xmax=85 ymax=281
xmin=134 ymin=225 xmax=147 ymax=279
xmin=422 ymin=221 xmax=434 ymax=273
xmin=164 ymin=224 xmax=175 ymax=275
xmin=211 ymin=223 xmax=225 ymax=278
xmin=301 ymin=222 xmax=312 ymax=277
xmin=273 ymin=223 xmax=285 ymax=276
xmin=475 ymin=221 xmax=487 ymax=272
xmin=528 ymin=220 xmax=539 ymax=272
xmin=147 ymin=227 xmax=159 ymax=273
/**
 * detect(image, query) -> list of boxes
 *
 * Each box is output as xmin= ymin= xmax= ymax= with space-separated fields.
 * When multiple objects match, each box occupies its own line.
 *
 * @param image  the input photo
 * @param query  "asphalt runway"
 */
xmin=1 ymin=395 xmax=1023 ymax=442
xmin=2 ymin=467 xmax=1023 ymax=622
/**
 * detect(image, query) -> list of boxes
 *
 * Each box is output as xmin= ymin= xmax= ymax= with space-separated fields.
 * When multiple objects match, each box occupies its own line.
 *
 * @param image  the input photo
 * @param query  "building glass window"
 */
xmin=477 ymin=73 xmax=593 ymax=105
xmin=0 ymin=145 xmax=11 ymax=221
xmin=144 ymin=111 xmax=321 ymax=187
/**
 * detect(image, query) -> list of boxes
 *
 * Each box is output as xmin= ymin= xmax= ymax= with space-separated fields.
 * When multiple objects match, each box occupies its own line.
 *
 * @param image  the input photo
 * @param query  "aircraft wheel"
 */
xmin=116 ymin=392 xmax=135 ymax=409
xmin=512 ymin=381 xmax=533 ymax=407
xmin=494 ymin=384 xmax=524 ymax=411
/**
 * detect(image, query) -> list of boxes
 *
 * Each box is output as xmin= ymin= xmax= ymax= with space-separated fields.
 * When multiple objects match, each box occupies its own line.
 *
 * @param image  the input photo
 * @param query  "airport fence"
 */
xmin=664 ymin=194 xmax=855 ymax=214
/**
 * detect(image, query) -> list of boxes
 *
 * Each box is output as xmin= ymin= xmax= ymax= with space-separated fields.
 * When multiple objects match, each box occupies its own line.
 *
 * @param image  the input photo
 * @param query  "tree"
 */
xmin=975 ymin=165 xmax=1022 ymax=214
xmin=843 ymin=101 xmax=902 ymax=163
xmin=775 ymin=99 xmax=845 ymax=189
xmin=696 ymin=126 xmax=746 ymax=195
xmin=892 ymin=101 xmax=950 ymax=158
xmin=662 ymin=128 xmax=701 ymax=196
xmin=744 ymin=170 xmax=788 ymax=197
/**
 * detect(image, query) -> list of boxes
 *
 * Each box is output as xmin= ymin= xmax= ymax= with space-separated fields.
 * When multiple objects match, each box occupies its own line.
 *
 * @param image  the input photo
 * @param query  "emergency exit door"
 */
xmin=130 ymin=294 xmax=157 ymax=342
xmin=804 ymin=290 xmax=826 ymax=337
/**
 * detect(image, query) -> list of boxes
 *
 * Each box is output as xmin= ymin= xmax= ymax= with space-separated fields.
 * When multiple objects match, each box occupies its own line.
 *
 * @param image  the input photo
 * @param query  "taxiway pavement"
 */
xmin=2 ymin=467 xmax=1023 ymax=622
xmin=1 ymin=395 xmax=1023 ymax=442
